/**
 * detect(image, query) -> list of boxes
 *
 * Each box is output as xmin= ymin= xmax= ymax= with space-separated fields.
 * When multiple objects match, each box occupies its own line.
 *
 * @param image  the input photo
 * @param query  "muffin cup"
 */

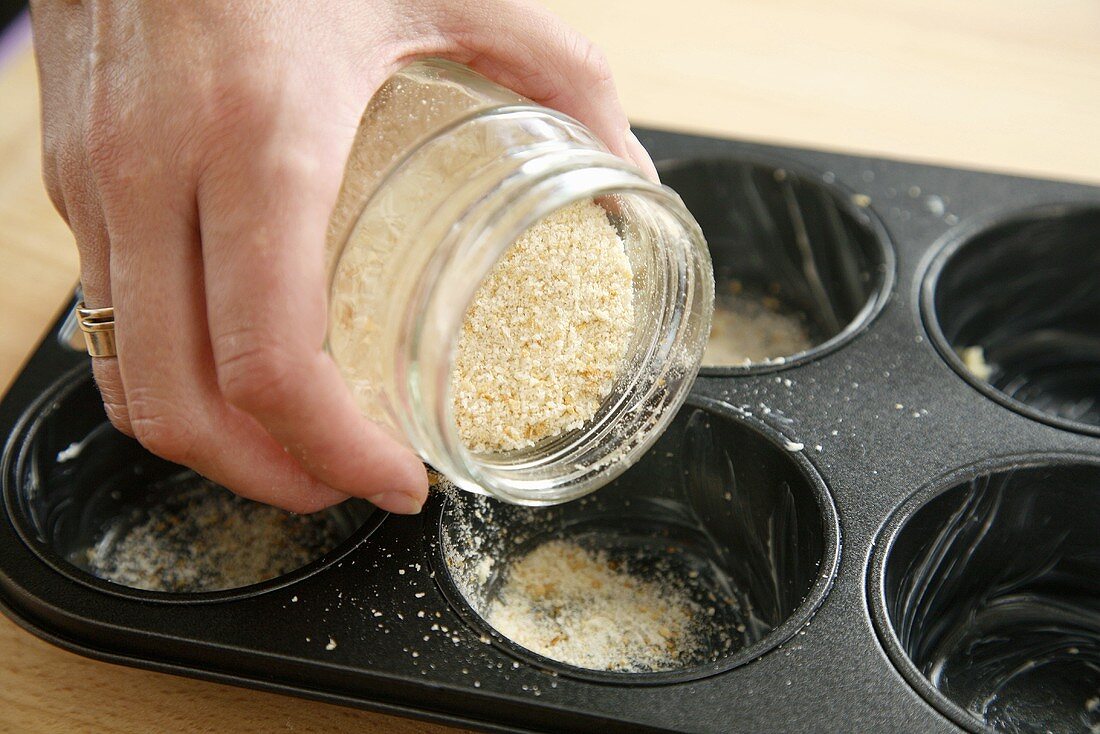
xmin=432 ymin=396 xmax=839 ymax=683
xmin=923 ymin=204 xmax=1100 ymax=435
xmin=870 ymin=457 xmax=1100 ymax=733
xmin=4 ymin=367 xmax=379 ymax=601
xmin=658 ymin=156 xmax=894 ymax=372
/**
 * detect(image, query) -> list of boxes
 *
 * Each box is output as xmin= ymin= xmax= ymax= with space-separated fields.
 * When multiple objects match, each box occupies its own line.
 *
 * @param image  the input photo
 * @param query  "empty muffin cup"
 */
xmin=925 ymin=205 xmax=1100 ymax=434
xmin=433 ymin=398 xmax=839 ymax=682
xmin=872 ymin=460 xmax=1100 ymax=733
xmin=658 ymin=158 xmax=892 ymax=370
xmin=4 ymin=368 xmax=375 ymax=598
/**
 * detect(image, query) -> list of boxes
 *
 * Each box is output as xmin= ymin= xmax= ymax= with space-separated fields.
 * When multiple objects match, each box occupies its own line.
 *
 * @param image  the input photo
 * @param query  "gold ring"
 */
xmin=76 ymin=301 xmax=116 ymax=358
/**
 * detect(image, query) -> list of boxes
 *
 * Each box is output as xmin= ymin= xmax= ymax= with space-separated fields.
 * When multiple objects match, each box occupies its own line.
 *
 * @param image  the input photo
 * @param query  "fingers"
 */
xmin=197 ymin=97 xmax=428 ymax=515
xmin=57 ymin=173 xmax=131 ymax=435
xmin=99 ymin=157 xmax=350 ymax=514
xmin=403 ymin=0 xmax=658 ymax=181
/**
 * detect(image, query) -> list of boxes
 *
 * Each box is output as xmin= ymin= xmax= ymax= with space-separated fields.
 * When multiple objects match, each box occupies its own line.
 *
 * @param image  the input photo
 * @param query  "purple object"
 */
xmin=0 ymin=10 xmax=31 ymax=71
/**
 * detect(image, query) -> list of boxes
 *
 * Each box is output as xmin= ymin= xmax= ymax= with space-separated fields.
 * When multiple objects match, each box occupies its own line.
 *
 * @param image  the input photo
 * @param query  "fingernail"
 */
xmin=624 ymin=130 xmax=661 ymax=184
xmin=366 ymin=490 xmax=424 ymax=515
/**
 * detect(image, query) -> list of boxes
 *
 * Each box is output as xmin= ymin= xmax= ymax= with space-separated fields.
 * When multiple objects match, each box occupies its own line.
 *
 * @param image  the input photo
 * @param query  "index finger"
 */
xmin=197 ymin=97 xmax=428 ymax=515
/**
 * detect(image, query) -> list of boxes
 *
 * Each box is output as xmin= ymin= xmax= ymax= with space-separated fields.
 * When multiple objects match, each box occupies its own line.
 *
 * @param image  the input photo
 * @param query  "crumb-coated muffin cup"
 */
xmin=657 ymin=157 xmax=893 ymax=372
xmin=923 ymin=204 xmax=1100 ymax=435
xmin=870 ymin=458 xmax=1100 ymax=733
xmin=3 ymin=368 xmax=378 ymax=602
xmin=431 ymin=396 xmax=839 ymax=684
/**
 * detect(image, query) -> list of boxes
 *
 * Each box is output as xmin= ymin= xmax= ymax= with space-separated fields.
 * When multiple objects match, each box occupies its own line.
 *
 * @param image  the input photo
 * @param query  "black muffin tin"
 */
xmin=2 ymin=129 xmax=1099 ymax=733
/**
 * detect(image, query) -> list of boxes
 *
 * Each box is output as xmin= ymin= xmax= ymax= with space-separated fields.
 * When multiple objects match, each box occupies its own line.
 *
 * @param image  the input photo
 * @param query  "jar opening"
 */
xmin=409 ymin=165 xmax=712 ymax=505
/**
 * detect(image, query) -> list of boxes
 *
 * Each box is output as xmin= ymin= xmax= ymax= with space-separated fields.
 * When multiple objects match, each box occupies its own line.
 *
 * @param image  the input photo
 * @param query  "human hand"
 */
xmin=30 ymin=0 xmax=656 ymax=514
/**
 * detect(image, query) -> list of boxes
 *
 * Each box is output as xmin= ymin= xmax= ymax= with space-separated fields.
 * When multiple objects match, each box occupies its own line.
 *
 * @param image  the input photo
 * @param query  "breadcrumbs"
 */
xmin=326 ymin=70 xmax=635 ymax=453
xmin=485 ymin=539 xmax=702 ymax=672
xmin=959 ymin=345 xmax=993 ymax=381
xmin=452 ymin=200 xmax=634 ymax=453
xmin=81 ymin=478 xmax=346 ymax=593
xmin=703 ymin=288 xmax=813 ymax=366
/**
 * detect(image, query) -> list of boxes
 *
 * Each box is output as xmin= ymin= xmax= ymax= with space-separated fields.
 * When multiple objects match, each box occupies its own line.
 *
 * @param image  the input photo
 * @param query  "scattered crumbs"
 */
xmin=958 ymin=345 xmax=993 ymax=382
xmin=484 ymin=539 xmax=708 ymax=672
xmin=924 ymin=195 xmax=946 ymax=217
xmin=291 ymin=596 xmax=298 ymax=603
xmin=784 ymin=440 xmax=805 ymax=452
xmin=325 ymin=638 xmax=337 ymax=651
xmin=56 ymin=441 xmax=83 ymax=463
xmin=414 ymin=592 xmax=426 ymax=598
xmin=703 ymin=283 xmax=814 ymax=366
xmin=440 ymin=484 xmax=743 ymax=676
xmin=814 ymin=445 xmax=823 ymax=452
xmin=81 ymin=477 xmax=346 ymax=593
xmin=851 ymin=193 xmax=872 ymax=208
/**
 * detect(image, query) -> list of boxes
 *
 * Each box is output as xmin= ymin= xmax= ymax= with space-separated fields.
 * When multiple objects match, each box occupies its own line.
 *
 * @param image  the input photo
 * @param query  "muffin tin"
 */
xmin=2 ymin=129 xmax=1099 ymax=733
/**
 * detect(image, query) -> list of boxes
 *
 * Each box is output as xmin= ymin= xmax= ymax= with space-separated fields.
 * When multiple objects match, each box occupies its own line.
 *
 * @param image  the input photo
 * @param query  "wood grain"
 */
xmin=547 ymin=0 xmax=1100 ymax=185
xmin=1 ymin=1 xmax=1098 ymax=731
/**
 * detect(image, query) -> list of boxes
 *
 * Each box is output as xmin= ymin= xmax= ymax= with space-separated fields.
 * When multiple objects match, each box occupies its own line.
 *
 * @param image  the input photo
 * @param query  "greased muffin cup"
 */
xmin=924 ymin=205 xmax=1100 ymax=435
xmin=5 ymin=368 xmax=376 ymax=601
xmin=871 ymin=459 xmax=1100 ymax=734
xmin=434 ymin=396 xmax=838 ymax=683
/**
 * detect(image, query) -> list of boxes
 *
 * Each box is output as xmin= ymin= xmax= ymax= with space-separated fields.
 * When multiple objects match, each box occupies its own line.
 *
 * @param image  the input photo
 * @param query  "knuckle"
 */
xmin=198 ymin=73 xmax=278 ymax=152
xmin=44 ymin=142 xmax=87 ymax=221
xmin=573 ymin=37 xmax=613 ymax=87
xmin=127 ymin=391 xmax=199 ymax=463
xmin=213 ymin=329 xmax=296 ymax=415
xmin=40 ymin=137 xmax=62 ymax=192
xmin=41 ymin=170 xmax=68 ymax=221
xmin=82 ymin=109 xmax=126 ymax=180
xmin=93 ymin=363 xmax=133 ymax=436
xmin=103 ymin=400 xmax=134 ymax=438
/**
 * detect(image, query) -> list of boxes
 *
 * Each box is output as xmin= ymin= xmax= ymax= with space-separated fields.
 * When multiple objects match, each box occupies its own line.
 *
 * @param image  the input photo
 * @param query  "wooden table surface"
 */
xmin=1 ymin=1 xmax=1097 ymax=731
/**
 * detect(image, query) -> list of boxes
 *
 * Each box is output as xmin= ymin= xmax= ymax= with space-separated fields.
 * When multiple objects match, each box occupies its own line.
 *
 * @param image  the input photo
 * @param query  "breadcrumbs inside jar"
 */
xmin=452 ymin=200 xmax=635 ymax=454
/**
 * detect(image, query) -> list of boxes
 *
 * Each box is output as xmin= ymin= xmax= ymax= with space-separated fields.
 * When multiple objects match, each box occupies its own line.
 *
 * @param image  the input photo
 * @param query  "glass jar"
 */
xmin=325 ymin=59 xmax=712 ymax=506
